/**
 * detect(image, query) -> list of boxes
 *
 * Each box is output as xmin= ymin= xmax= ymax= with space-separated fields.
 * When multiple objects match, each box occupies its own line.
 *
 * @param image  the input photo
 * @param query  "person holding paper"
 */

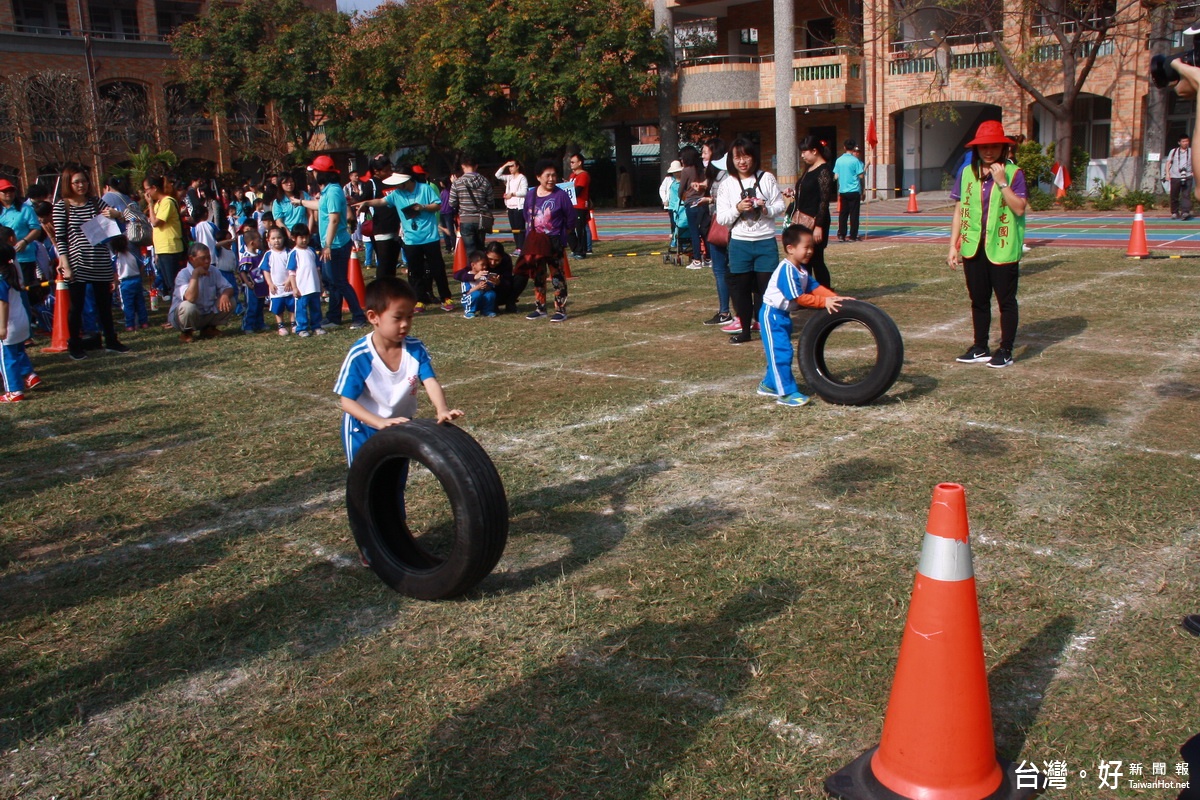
xmin=52 ymin=168 xmax=130 ymax=359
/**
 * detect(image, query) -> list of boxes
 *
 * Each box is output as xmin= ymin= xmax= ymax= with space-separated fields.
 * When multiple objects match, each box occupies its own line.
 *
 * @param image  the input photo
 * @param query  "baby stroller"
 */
xmin=662 ymin=202 xmax=692 ymax=265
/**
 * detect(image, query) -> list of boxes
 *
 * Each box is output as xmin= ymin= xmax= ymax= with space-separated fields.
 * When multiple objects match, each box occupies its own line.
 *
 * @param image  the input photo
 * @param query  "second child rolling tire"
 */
xmin=346 ymin=420 xmax=508 ymax=600
xmin=797 ymin=300 xmax=903 ymax=406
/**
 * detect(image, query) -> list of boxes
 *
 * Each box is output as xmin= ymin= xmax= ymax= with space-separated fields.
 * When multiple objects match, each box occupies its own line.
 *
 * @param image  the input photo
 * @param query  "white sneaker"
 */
xmin=686 ymin=260 xmax=705 ymax=270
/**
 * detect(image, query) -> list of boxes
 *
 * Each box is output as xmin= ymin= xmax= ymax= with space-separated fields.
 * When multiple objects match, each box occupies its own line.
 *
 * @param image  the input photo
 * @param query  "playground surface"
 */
xmin=585 ymin=201 xmax=1200 ymax=254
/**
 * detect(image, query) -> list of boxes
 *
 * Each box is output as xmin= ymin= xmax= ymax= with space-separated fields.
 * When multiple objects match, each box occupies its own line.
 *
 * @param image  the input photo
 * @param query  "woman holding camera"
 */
xmin=787 ymin=136 xmax=836 ymax=289
xmin=714 ymin=137 xmax=785 ymax=344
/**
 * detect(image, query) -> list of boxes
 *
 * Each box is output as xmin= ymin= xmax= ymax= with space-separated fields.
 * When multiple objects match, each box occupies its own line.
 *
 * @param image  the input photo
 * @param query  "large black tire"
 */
xmin=797 ymin=299 xmax=904 ymax=406
xmin=346 ymin=420 xmax=508 ymax=600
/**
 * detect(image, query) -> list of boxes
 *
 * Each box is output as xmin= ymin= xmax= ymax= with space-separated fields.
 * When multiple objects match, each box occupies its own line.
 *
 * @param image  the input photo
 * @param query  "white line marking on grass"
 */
xmin=0 ymin=489 xmax=343 ymax=588
xmin=962 ymin=420 xmax=1200 ymax=461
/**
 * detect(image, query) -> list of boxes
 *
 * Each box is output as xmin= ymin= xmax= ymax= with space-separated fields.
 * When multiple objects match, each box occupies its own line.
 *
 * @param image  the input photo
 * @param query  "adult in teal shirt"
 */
xmin=272 ymin=173 xmax=312 ymax=236
xmin=0 ymin=179 xmax=42 ymax=282
xmin=360 ymin=170 xmax=453 ymax=310
xmin=291 ymin=155 xmax=365 ymax=327
xmin=832 ymin=139 xmax=865 ymax=242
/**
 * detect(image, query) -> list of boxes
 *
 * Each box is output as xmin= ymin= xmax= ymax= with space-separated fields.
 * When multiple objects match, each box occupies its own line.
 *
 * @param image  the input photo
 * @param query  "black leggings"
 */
xmin=963 ymin=252 xmax=1019 ymax=351
xmin=507 ymin=208 xmax=525 ymax=250
xmin=728 ymin=271 xmax=771 ymax=333
xmin=373 ymin=238 xmax=401 ymax=280
xmin=68 ymin=279 xmax=118 ymax=347
xmin=403 ymin=241 xmax=452 ymax=304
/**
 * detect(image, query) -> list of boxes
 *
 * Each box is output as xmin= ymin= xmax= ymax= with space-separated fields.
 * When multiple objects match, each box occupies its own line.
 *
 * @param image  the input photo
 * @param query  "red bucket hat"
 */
xmin=965 ymin=120 xmax=1015 ymax=147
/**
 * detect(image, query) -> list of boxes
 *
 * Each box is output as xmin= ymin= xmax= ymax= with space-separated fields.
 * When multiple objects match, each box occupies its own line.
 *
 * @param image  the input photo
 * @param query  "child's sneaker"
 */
xmin=721 ymin=319 xmax=743 ymax=334
xmin=756 ymin=382 xmax=778 ymax=396
xmin=125 ymin=326 xmax=135 ymax=332
xmin=313 ymin=327 xmax=327 ymax=335
xmin=776 ymin=392 xmax=811 ymax=407
xmin=525 ymin=306 xmax=547 ymax=320
xmin=24 ymin=374 xmax=41 ymax=390
xmin=549 ymin=312 xmax=567 ymax=323
xmin=0 ymin=391 xmax=25 ymax=403
xmin=440 ymin=300 xmax=456 ymax=312
xmin=414 ymin=302 xmax=425 ymax=314
xmin=297 ymin=329 xmax=312 ymax=338
xmin=463 ymin=311 xmax=477 ymax=319
xmin=277 ymin=325 xmax=289 ymax=336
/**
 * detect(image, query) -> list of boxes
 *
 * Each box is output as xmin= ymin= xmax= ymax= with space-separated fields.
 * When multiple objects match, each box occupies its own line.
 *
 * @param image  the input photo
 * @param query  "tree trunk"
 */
xmin=1054 ymin=113 xmax=1074 ymax=191
xmin=1143 ymin=3 xmax=1173 ymax=192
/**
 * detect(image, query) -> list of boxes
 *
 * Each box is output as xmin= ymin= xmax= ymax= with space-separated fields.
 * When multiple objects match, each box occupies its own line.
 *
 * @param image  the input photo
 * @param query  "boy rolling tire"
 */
xmin=797 ymin=300 xmax=903 ymax=406
xmin=346 ymin=420 xmax=508 ymax=600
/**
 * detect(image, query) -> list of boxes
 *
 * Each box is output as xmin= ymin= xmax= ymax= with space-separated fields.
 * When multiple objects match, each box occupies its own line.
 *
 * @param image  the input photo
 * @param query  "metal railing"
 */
xmin=677 ymin=54 xmax=763 ymax=68
xmin=889 ymin=56 xmax=936 ymax=74
xmin=953 ymin=50 xmax=999 ymax=69
xmin=794 ymin=63 xmax=842 ymax=81
xmin=889 ymin=31 xmax=1000 ymax=54
xmin=4 ymin=22 xmax=169 ymax=42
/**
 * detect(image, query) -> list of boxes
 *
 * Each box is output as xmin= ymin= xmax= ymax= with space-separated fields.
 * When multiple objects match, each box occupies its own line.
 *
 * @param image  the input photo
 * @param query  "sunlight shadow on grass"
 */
xmin=388 ymin=581 xmax=798 ymax=800
xmin=1019 ymin=316 xmax=1088 ymax=359
xmin=988 ymin=614 xmax=1076 ymax=761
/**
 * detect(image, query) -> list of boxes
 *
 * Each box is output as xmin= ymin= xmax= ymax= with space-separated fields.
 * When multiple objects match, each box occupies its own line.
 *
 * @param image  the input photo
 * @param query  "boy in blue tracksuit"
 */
xmin=758 ymin=224 xmax=853 ymax=407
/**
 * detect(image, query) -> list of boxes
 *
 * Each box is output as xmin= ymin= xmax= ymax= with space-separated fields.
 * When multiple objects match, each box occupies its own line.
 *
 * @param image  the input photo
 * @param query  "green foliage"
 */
xmin=1015 ymin=141 xmax=1051 ymax=186
xmin=1123 ymin=189 xmax=1157 ymax=211
xmin=118 ymin=144 xmax=178 ymax=191
xmin=1058 ymin=189 xmax=1087 ymax=210
xmin=1090 ymin=179 xmax=1121 ymax=211
xmin=170 ymin=0 xmax=349 ymax=158
xmin=1026 ymin=186 xmax=1055 ymax=212
xmin=323 ymin=0 xmax=665 ymax=158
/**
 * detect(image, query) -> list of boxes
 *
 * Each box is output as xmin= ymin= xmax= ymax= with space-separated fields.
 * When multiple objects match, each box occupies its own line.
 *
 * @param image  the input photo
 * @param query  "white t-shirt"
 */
xmin=264 ymin=249 xmax=292 ymax=298
xmin=114 ymin=251 xmax=140 ymax=280
xmin=334 ymin=334 xmax=436 ymax=422
xmin=495 ymin=167 xmax=529 ymax=210
xmin=1 ymin=277 xmax=30 ymax=345
xmin=193 ymin=220 xmax=218 ymax=255
xmin=289 ymin=247 xmax=322 ymax=296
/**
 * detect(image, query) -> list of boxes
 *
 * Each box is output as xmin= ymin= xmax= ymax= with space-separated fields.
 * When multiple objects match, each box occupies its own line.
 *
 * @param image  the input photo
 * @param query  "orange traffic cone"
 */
xmin=904 ymin=185 xmax=919 ymax=213
xmin=587 ymin=214 xmax=601 ymax=244
xmin=825 ymin=483 xmax=1035 ymax=800
xmin=349 ymin=248 xmax=367 ymax=306
xmin=43 ymin=279 xmax=71 ymax=353
xmin=1125 ymin=204 xmax=1149 ymax=258
xmin=452 ymin=235 xmax=468 ymax=275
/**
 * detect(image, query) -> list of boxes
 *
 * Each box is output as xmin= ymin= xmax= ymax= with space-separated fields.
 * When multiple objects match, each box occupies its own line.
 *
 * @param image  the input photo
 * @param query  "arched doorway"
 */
xmin=893 ymin=102 xmax=1002 ymax=192
xmin=1030 ymin=94 xmax=1111 ymax=189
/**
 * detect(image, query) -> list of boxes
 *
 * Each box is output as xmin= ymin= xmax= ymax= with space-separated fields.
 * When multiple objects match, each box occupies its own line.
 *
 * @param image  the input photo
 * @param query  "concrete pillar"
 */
xmin=654 ymin=0 xmax=677 ymax=177
xmin=773 ymin=0 xmax=797 ymax=185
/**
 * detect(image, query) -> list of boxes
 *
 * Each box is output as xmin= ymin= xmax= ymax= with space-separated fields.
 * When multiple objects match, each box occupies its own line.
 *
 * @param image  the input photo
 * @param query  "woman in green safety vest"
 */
xmin=947 ymin=120 xmax=1027 ymax=369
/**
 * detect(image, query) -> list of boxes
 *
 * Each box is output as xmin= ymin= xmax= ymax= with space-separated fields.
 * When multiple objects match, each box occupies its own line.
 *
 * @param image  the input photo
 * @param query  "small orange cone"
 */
xmin=452 ymin=235 xmax=468 ymax=275
xmin=43 ymin=279 xmax=70 ymax=353
xmin=1125 ymin=204 xmax=1150 ymax=258
xmin=825 ymin=483 xmax=1036 ymax=800
xmin=904 ymin=185 xmax=919 ymax=213
xmin=587 ymin=214 xmax=601 ymax=244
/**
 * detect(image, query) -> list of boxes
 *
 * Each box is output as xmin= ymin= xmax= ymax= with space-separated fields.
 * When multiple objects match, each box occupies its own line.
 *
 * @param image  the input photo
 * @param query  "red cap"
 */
xmin=411 ymin=165 xmax=426 ymax=175
xmin=964 ymin=120 xmax=1015 ymax=147
xmin=0 ymin=179 xmax=15 ymax=192
xmin=307 ymin=154 xmax=338 ymax=173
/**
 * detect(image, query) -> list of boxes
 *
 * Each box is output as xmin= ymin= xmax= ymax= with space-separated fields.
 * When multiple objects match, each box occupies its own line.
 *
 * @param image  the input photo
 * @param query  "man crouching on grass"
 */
xmin=169 ymin=242 xmax=235 ymax=343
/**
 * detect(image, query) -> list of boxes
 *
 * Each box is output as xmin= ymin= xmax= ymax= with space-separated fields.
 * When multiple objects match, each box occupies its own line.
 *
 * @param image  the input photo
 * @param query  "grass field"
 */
xmin=1 ymin=240 xmax=1198 ymax=799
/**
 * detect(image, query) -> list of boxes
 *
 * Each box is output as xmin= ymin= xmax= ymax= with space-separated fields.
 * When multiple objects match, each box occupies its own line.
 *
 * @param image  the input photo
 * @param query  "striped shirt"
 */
xmin=53 ymin=197 xmax=118 ymax=283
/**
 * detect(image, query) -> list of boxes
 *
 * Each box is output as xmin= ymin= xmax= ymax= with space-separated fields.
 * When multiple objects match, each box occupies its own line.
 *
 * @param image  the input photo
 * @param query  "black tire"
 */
xmin=346 ymin=420 xmax=508 ymax=600
xmin=797 ymin=299 xmax=904 ymax=406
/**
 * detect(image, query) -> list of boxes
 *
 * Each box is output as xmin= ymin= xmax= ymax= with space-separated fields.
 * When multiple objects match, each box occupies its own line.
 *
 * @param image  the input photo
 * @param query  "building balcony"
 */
xmin=0 ymin=23 xmax=172 ymax=59
xmin=677 ymin=47 xmax=865 ymax=115
xmin=677 ymin=56 xmax=763 ymax=114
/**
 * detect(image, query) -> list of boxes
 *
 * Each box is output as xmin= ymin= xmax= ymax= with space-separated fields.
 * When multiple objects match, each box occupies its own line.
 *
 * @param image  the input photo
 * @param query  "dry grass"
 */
xmin=1 ymin=241 xmax=1198 ymax=798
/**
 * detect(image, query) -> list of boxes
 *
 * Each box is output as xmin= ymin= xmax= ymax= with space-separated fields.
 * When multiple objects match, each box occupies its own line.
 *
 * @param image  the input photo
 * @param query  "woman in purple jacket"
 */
xmin=519 ymin=159 xmax=576 ymax=322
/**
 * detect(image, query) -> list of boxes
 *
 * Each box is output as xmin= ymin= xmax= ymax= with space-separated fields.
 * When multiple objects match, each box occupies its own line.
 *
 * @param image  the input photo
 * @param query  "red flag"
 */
xmin=867 ymin=118 xmax=879 ymax=149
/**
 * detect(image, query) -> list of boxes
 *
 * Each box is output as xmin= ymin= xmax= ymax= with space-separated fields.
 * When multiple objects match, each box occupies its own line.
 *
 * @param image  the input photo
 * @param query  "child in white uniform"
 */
xmin=262 ymin=227 xmax=294 ymax=336
xmin=111 ymin=235 xmax=147 ymax=331
xmin=288 ymin=224 xmax=325 ymax=337
xmin=0 ymin=245 xmax=37 ymax=402
xmin=758 ymin=224 xmax=852 ymax=407
xmin=334 ymin=277 xmax=463 ymax=470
